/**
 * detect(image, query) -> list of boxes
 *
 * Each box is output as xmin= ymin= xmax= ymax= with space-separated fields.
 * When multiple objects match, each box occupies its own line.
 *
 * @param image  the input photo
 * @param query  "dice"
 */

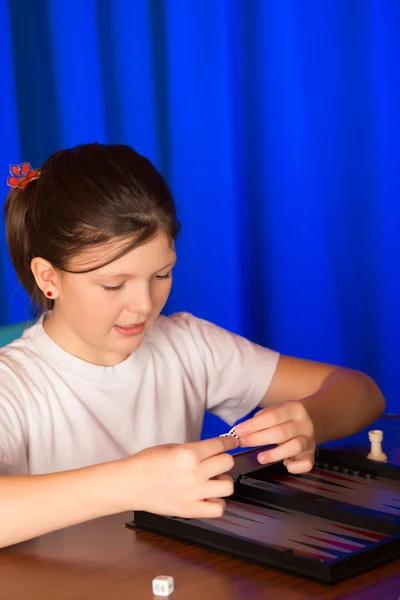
xmin=219 ymin=426 xmax=239 ymax=440
xmin=152 ymin=575 xmax=174 ymax=597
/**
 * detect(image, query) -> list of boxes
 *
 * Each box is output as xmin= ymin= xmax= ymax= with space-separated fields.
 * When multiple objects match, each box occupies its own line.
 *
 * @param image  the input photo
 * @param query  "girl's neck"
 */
xmin=43 ymin=311 xmax=131 ymax=367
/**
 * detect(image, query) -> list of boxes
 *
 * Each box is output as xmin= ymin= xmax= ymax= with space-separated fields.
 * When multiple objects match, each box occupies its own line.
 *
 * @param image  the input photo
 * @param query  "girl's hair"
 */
xmin=4 ymin=143 xmax=180 ymax=311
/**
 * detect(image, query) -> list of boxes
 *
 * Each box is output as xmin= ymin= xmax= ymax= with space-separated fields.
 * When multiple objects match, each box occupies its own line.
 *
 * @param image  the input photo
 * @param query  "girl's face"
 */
xmin=46 ymin=231 xmax=176 ymax=366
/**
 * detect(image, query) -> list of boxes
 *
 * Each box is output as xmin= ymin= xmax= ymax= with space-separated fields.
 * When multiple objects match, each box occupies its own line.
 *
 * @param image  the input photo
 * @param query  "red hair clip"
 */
xmin=7 ymin=162 xmax=40 ymax=189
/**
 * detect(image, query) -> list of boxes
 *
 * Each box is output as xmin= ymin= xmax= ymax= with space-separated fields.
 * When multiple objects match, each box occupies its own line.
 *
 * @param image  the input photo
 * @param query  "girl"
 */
xmin=0 ymin=143 xmax=384 ymax=548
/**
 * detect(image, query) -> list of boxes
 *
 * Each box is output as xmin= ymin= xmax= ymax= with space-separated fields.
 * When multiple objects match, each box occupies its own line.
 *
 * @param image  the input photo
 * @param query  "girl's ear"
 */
xmin=30 ymin=257 xmax=60 ymax=299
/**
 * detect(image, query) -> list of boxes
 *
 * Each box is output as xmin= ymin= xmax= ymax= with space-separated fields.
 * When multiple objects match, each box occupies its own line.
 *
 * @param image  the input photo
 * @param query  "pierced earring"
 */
xmin=46 ymin=291 xmax=53 ymax=298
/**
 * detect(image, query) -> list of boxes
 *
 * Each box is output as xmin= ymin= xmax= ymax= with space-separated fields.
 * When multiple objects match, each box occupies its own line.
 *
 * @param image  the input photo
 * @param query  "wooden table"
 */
xmin=1 ymin=417 xmax=400 ymax=600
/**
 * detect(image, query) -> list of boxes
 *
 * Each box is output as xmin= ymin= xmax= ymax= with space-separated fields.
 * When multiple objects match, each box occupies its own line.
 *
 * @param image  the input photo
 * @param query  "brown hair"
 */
xmin=4 ymin=143 xmax=180 ymax=311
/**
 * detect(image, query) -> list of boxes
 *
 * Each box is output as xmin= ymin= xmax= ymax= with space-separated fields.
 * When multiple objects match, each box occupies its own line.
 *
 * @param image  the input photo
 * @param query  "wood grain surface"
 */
xmin=1 ymin=416 xmax=399 ymax=600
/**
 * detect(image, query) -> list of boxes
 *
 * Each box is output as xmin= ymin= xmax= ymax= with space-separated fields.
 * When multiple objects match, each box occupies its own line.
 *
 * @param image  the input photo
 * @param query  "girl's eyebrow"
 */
xmin=96 ymin=260 xmax=177 ymax=279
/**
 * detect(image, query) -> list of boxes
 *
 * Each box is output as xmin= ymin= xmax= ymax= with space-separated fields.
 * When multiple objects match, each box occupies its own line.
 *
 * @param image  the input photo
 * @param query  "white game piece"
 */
xmin=152 ymin=575 xmax=174 ymax=597
xmin=367 ymin=430 xmax=387 ymax=462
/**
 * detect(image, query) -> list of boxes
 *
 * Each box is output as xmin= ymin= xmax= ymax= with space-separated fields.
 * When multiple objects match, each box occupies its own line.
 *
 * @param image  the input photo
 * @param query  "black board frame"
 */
xmin=128 ymin=446 xmax=400 ymax=584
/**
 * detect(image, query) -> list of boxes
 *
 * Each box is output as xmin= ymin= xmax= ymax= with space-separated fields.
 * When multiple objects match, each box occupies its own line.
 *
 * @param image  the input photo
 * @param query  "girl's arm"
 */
xmin=236 ymin=356 xmax=385 ymax=473
xmin=0 ymin=436 xmax=237 ymax=548
xmin=258 ymin=356 xmax=385 ymax=443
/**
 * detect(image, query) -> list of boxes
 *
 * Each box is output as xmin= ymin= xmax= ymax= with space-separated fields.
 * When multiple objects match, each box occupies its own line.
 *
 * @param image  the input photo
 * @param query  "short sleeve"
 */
xmin=169 ymin=313 xmax=280 ymax=425
xmin=0 ymin=364 xmax=29 ymax=475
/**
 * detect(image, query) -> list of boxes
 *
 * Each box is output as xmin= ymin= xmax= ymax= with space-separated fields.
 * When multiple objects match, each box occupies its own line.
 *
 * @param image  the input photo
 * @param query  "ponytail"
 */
xmin=4 ymin=180 xmax=50 ymax=311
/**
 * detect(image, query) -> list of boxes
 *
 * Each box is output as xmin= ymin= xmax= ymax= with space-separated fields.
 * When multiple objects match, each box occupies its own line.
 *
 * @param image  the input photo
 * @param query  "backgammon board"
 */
xmin=128 ymin=447 xmax=400 ymax=584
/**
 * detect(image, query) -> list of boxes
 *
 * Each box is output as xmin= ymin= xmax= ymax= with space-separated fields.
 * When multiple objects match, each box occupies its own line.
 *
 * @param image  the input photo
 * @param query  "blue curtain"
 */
xmin=1 ymin=0 xmax=399 ymax=416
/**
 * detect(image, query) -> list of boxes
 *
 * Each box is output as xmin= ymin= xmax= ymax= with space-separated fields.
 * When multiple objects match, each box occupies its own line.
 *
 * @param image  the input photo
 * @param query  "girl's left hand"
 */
xmin=234 ymin=401 xmax=316 ymax=473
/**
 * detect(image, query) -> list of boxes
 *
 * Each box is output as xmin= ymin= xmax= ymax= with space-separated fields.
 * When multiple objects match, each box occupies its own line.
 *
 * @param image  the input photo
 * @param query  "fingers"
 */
xmin=193 ymin=498 xmax=226 ymax=518
xmin=235 ymin=402 xmax=307 ymax=438
xmin=236 ymin=403 xmax=314 ymax=452
xmin=284 ymin=455 xmax=315 ymax=473
xmin=212 ymin=474 xmax=232 ymax=482
xmin=194 ymin=435 xmax=239 ymax=461
xmin=200 ymin=453 xmax=235 ymax=480
xmin=256 ymin=435 xmax=312 ymax=464
xmin=203 ymin=477 xmax=235 ymax=500
xmin=199 ymin=475 xmax=235 ymax=517
xmin=239 ymin=421 xmax=301 ymax=448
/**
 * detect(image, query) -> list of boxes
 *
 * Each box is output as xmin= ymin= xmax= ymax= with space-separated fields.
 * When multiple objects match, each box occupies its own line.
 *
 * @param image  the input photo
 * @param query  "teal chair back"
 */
xmin=0 ymin=321 xmax=35 ymax=348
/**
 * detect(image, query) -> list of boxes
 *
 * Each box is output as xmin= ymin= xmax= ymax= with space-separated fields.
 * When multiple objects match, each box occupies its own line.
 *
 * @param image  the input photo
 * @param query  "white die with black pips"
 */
xmin=152 ymin=575 xmax=174 ymax=597
xmin=219 ymin=426 xmax=239 ymax=440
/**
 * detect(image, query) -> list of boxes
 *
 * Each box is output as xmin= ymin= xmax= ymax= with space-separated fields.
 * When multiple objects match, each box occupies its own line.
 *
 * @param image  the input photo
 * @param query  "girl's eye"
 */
xmin=155 ymin=272 xmax=171 ymax=280
xmin=102 ymin=283 xmax=124 ymax=292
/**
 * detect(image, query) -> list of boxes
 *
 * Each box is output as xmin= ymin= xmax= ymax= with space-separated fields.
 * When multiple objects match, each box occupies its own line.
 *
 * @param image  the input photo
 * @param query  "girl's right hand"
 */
xmin=118 ymin=436 xmax=238 ymax=519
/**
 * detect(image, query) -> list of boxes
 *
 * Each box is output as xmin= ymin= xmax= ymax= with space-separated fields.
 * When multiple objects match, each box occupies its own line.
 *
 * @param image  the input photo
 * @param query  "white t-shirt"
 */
xmin=0 ymin=312 xmax=279 ymax=475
